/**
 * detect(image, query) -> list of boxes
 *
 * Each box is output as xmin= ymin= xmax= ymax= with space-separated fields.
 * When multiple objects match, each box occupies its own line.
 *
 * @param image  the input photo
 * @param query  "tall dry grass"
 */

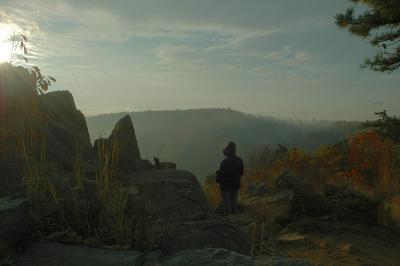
xmin=19 ymin=126 xmax=50 ymax=215
xmin=18 ymin=127 xmax=145 ymax=248
xmin=93 ymin=140 xmax=131 ymax=245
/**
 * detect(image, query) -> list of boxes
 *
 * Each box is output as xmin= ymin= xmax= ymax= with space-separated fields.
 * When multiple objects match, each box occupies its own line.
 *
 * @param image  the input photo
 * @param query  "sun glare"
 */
xmin=0 ymin=23 xmax=20 ymax=64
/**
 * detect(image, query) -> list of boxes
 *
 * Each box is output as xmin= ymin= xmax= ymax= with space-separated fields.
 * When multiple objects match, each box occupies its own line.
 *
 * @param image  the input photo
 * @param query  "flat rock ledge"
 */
xmin=163 ymin=248 xmax=309 ymax=266
xmin=12 ymin=244 xmax=309 ymax=266
xmin=13 ymin=243 xmax=144 ymax=266
xmin=0 ymin=198 xmax=29 ymax=261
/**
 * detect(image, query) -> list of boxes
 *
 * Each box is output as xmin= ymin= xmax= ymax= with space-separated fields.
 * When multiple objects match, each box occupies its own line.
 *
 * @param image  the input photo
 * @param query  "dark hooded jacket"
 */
xmin=216 ymin=155 xmax=244 ymax=191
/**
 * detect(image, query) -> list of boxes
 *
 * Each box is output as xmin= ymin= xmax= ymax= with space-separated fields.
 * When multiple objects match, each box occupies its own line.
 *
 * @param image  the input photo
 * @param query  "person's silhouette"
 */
xmin=216 ymin=141 xmax=244 ymax=215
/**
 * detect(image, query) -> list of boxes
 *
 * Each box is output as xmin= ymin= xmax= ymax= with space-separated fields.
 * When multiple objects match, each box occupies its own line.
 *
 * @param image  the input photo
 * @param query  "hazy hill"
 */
xmin=86 ymin=109 xmax=358 ymax=179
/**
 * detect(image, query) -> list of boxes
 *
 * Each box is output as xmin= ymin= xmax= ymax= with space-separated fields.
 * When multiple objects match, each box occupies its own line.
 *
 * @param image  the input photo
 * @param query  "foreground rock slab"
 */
xmin=0 ymin=198 xmax=29 ymax=261
xmin=13 ymin=243 xmax=144 ymax=266
xmin=149 ymin=215 xmax=251 ymax=255
xmin=163 ymin=248 xmax=309 ymax=266
xmin=129 ymin=169 xmax=211 ymax=220
xmin=130 ymin=170 xmax=251 ymax=255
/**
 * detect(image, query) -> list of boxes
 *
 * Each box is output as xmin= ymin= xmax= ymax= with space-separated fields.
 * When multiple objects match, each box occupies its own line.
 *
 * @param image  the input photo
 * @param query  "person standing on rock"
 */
xmin=216 ymin=141 xmax=244 ymax=215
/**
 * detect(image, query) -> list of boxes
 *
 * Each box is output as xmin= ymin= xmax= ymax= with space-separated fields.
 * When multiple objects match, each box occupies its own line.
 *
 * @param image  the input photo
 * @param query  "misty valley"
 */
xmin=1 ymin=1 xmax=400 ymax=266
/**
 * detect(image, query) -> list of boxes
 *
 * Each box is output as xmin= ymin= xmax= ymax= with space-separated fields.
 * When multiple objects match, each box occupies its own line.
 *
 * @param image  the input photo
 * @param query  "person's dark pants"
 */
xmin=221 ymin=189 xmax=239 ymax=215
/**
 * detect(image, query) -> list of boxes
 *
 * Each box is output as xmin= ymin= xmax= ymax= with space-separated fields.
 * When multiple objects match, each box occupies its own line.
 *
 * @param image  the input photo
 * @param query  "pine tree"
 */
xmin=336 ymin=0 xmax=400 ymax=72
xmin=362 ymin=110 xmax=400 ymax=143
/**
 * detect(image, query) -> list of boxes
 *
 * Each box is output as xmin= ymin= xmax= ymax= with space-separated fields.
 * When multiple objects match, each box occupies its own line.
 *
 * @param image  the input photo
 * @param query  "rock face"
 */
xmin=0 ymin=64 xmax=95 ymax=189
xmin=13 ymin=243 xmax=144 ymax=266
xmin=129 ymin=170 xmax=210 ymax=220
xmin=94 ymin=115 xmax=148 ymax=173
xmin=37 ymin=91 xmax=95 ymax=171
xmin=128 ymin=170 xmax=251 ymax=255
xmin=163 ymin=248 xmax=309 ymax=266
xmin=0 ymin=198 xmax=29 ymax=261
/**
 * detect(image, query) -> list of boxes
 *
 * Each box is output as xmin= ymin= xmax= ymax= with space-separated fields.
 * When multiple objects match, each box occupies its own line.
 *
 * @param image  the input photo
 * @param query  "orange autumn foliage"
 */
xmin=203 ymin=129 xmax=400 ymax=207
xmin=203 ymin=175 xmax=221 ymax=207
xmin=345 ymin=131 xmax=399 ymax=198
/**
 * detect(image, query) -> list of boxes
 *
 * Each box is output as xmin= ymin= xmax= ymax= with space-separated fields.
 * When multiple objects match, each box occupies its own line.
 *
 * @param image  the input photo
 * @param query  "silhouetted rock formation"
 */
xmin=37 ymin=91 xmax=95 ymax=171
xmin=0 ymin=65 xmax=95 ymax=188
xmin=93 ymin=115 xmax=152 ymax=173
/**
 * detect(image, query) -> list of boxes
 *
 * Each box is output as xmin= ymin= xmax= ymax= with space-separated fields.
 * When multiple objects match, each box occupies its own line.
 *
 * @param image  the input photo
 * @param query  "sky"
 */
xmin=0 ymin=0 xmax=399 ymax=121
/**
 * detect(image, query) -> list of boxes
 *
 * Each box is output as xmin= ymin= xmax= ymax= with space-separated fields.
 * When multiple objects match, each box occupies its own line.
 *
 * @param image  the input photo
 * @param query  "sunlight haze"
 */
xmin=0 ymin=0 xmax=399 ymax=120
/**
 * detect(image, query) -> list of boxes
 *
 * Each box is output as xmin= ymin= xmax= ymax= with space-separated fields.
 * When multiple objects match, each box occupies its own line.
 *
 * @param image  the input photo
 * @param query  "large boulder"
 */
xmin=13 ymin=243 xmax=144 ymax=266
xmin=0 ymin=198 xmax=29 ymax=261
xmin=148 ymin=216 xmax=251 ymax=255
xmin=127 ymin=170 xmax=250 ymax=255
xmin=37 ymin=91 xmax=95 ymax=171
xmin=93 ymin=115 xmax=149 ymax=173
xmin=163 ymin=248 xmax=309 ymax=266
xmin=128 ymin=170 xmax=210 ymax=220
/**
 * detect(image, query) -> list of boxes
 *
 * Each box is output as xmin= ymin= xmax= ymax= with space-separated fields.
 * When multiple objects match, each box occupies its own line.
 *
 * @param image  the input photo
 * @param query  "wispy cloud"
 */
xmin=1 ymin=0 xmax=399 ymax=120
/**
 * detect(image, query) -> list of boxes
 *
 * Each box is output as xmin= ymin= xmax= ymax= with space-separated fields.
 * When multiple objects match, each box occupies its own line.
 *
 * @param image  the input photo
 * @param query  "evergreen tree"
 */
xmin=336 ymin=0 xmax=400 ymax=72
xmin=362 ymin=110 xmax=400 ymax=143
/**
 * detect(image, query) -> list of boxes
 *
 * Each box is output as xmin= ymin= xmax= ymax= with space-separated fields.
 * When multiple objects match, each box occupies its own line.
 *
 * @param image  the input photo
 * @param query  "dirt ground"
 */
xmin=277 ymin=223 xmax=400 ymax=266
xmin=230 ymin=192 xmax=400 ymax=266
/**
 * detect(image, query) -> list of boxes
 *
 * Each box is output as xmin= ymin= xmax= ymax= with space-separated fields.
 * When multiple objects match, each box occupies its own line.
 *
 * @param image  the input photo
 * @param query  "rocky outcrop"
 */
xmin=0 ymin=198 xmax=29 ymax=261
xmin=163 ymin=248 xmax=309 ymax=266
xmin=128 ymin=170 xmax=210 ymax=220
xmin=127 ymin=170 xmax=251 ymax=255
xmin=0 ymin=64 xmax=95 ymax=189
xmin=13 ymin=243 xmax=144 ymax=266
xmin=37 ymin=91 xmax=95 ymax=171
xmin=93 ymin=115 xmax=150 ymax=173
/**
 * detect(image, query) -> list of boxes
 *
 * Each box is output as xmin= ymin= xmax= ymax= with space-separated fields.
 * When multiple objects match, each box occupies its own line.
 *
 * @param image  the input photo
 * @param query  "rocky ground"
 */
xmin=229 ymin=180 xmax=400 ymax=266
xmin=0 ymin=170 xmax=310 ymax=266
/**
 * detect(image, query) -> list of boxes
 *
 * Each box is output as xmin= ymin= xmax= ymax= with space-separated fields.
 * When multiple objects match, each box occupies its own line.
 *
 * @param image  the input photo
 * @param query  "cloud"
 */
xmin=0 ymin=4 xmax=88 ymax=65
xmin=369 ymin=101 xmax=384 ymax=106
xmin=262 ymin=46 xmax=309 ymax=63
xmin=1 ymin=0 xmax=336 ymax=41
